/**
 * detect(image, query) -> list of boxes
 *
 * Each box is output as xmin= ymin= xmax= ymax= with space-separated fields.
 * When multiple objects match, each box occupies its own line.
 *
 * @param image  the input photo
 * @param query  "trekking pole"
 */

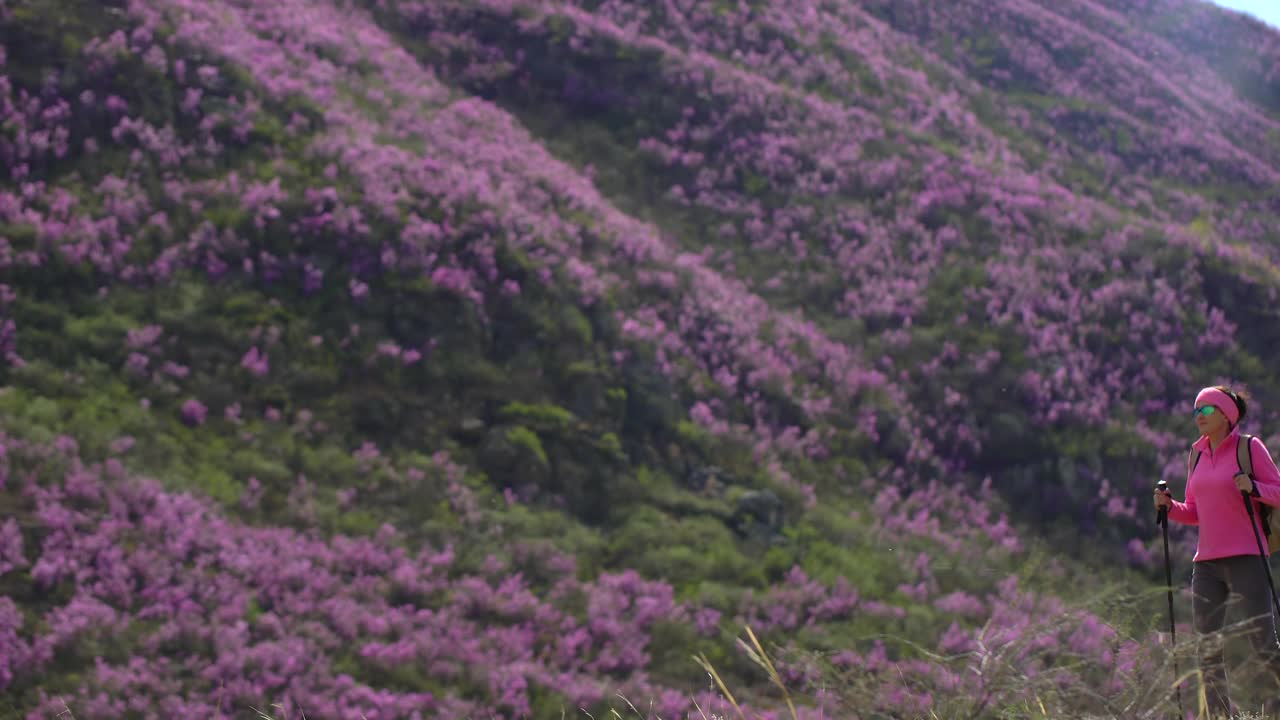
xmin=1239 ymin=484 xmax=1280 ymax=633
xmin=1156 ymin=480 xmax=1184 ymax=718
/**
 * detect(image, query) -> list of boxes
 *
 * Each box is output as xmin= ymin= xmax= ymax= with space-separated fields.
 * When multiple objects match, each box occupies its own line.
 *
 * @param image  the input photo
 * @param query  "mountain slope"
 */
xmin=2 ymin=0 xmax=1279 ymax=717
xmin=387 ymin=0 xmax=1280 ymax=521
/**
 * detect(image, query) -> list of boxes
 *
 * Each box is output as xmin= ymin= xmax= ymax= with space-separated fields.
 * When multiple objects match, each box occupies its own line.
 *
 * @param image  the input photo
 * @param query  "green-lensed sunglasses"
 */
xmin=1193 ymin=406 xmax=1220 ymax=418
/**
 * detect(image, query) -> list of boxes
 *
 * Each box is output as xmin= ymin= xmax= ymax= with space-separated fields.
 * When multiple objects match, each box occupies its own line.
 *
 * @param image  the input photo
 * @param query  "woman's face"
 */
xmin=1194 ymin=403 xmax=1231 ymax=436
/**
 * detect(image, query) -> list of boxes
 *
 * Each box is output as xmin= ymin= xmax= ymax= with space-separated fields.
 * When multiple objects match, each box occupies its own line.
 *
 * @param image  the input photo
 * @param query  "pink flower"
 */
xmin=240 ymin=346 xmax=269 ymax=377
xmin=349 ymin=278 xmax=369 ymax=300
xmin=180 ymin=398 xmax=207 ymax=426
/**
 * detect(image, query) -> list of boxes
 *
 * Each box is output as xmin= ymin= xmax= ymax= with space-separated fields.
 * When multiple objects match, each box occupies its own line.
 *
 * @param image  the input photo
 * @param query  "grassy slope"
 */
xmin=2 ymin=0 xmax=1280 ymax=716
xmin=365 ymin=0 xmax=1279 ymax=537
xmin=0 ymin=2 xmax=995 ymax=713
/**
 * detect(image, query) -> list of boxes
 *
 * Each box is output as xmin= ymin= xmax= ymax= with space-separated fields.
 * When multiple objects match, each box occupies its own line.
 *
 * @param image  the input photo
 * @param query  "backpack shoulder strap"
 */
xmin=1239 ymin=434 xmax=1255 ymax=477
xmin=1188 ymin=447 xmax=1201 ymax=478
xmin=1237 ymin=434 xmax=1272 ymax=538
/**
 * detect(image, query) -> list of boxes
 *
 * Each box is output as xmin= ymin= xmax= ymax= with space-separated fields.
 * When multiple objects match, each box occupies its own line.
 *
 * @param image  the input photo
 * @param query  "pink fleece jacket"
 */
xmin=1169 ymin=427 xmax=1280 ymax=561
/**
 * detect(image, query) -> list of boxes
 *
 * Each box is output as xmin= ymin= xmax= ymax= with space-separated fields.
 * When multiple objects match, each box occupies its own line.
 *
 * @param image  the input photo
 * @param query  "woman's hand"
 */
xmin=1235 ymin=473 xmax=1255 ymax=494
xmin=1153 ymin=489 xmax=1173 ymax=510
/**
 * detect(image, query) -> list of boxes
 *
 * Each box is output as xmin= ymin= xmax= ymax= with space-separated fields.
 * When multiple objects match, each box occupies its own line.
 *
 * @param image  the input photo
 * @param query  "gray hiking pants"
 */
xmin=1192 ymin=555 xmax=1280 ymax=717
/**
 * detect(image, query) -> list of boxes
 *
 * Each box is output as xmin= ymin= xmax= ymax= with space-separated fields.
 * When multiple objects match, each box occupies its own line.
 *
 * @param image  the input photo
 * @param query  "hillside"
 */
xmin=2 ymin=0 xmax=1280 ymax=717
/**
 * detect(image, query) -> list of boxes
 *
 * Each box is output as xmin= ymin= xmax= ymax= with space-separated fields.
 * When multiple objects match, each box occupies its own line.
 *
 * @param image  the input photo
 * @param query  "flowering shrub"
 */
xmin=377 ymin=0 xmax=1280 ymax=533
xmin=0 ymin=425 xmax=1178 ymax=717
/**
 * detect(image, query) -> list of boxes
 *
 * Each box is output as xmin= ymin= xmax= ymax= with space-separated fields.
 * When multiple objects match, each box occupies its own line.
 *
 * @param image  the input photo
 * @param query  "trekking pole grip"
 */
xmin=1156 ymin=479 xmax=1169 ymax=526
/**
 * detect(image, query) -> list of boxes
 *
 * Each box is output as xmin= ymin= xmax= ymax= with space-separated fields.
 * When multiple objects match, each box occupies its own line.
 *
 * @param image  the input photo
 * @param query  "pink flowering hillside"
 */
xmin=2 ymin=0 xmax=1279 ymax=716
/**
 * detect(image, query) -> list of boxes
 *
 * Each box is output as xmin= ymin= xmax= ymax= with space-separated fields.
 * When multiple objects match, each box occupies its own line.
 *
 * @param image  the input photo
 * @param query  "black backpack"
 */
xmin=1188 ymin=434 xmax=1280 ymax=554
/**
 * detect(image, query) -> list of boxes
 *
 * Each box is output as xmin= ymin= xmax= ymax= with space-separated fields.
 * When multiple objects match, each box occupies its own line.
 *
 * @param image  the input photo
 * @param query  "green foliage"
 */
xmin=497 ymin=401 xmax=576 ymax=430
xmin=330 ymin=508 xmax=386 ymax=537
xmin=674 ymin=420 xmax=709 ymax=444
xmin=505 ymin=425 xmax=549 ymax=466
xmin=189 ymin=462 xmax=243 ymax=505
xmin=559 ymin=306 xmax=594 ymax=345
xmin=966 ymin=31 xmax=1011 ymax=72
xmin=608 ymin=506 xmax=764 ymax=592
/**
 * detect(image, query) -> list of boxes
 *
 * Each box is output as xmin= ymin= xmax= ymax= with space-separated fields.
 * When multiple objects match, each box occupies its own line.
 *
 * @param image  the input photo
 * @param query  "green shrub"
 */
xmin=190 ymin=464 xmax=242 ymax=505
xmin=498 ymin=402 xmax=576 ymax=429
xmin=505 ymin=426 xmax=549 ymax=466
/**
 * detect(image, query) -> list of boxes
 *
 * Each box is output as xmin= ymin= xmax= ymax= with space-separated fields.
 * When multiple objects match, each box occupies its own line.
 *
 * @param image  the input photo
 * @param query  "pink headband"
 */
xmin=1196 ymin=387 xmax=1240 ymax=425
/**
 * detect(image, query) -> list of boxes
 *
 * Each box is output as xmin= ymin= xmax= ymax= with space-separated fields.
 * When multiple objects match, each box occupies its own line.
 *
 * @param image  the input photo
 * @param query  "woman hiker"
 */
xmin=1155 ymin=386 xmax=1280 ymax=717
